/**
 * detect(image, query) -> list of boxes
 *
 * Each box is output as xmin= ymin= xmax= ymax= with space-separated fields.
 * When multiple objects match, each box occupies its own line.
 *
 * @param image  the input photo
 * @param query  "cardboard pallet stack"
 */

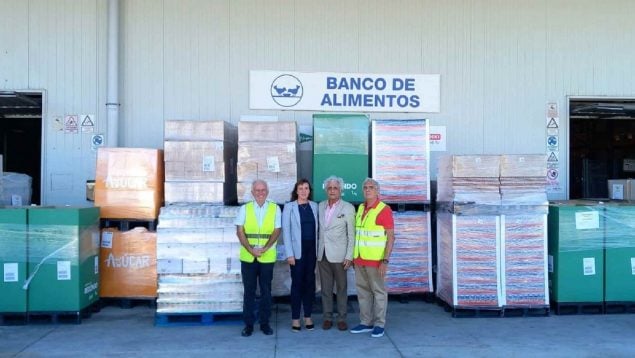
xmin=163 ymin=120 xmax=237 ymax=205
xmin=436 ymin=154 xmax=549 ymax=312
xmin=371 ymin=119 xmax=433 ymax=294
xmin=156 ymin=205 xmax=242 ymax=313
xmin=236 ymin=121 xmax=298 ymax=204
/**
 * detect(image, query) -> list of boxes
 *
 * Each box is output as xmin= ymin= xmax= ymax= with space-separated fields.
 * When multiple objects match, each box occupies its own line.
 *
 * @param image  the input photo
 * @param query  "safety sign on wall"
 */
xmin=546 ymin=102 xmax=563 ymax=194
xmin=64 ymin=115 xmax=79 ymax=133
xmin=81 ymin=114 xmax=95 ymax=133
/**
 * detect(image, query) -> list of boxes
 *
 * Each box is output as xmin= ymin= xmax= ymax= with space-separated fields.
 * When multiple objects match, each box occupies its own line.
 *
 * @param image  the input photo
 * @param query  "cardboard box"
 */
xmin=99 ymin=228 xmax=157 ymax=298
xmin=238 ymin=121 xmax=297 ymax=142
xmin=95 ymin=148 xmax=164 ymax=219
xmin=608 ymin=179 xmax=635 ymax=200
xmin=164 ymin=120 xmax=236 ymax=142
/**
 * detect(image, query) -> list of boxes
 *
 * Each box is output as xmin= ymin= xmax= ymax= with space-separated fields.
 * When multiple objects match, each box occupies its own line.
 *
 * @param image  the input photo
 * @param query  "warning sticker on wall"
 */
xmin=64 ymin=115 xmax=79 ymax=133
xmin=80 ymin=114 xmax=95 ymax=133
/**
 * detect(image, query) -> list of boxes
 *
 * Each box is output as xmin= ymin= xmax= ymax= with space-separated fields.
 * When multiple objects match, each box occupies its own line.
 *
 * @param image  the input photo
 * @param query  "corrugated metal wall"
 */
xmin=0 ymin=0 xmax=106 ymax=205
xmin=2 ymin=0 xmax=635 ymax=204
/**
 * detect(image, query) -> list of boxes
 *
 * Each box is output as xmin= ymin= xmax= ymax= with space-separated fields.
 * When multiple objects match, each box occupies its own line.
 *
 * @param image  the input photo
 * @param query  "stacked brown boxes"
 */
xmin=163 ymin=120 xmax=237 ymax=204
xmin=236 ymin=121 xmax=297 ymax=204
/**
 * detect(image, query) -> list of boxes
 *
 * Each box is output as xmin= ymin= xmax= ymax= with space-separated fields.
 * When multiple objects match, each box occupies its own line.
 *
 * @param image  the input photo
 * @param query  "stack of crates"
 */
xmin=436 ymin=154 xmax=549 ymax=315
xmin=156 ymin=120 xmax=244 ymax=322
xmin=371 ymin=119 xmax=433 ymax=295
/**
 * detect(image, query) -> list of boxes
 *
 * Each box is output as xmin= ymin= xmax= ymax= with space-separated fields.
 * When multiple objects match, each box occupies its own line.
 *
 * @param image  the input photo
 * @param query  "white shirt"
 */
xmin=235 ymin=200 xmax=282 ymax=229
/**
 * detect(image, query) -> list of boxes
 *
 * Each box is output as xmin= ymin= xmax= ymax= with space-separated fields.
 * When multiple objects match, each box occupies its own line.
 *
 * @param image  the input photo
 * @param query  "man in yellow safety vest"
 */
xmin=349 ymin=178 xmax=395 ymax=338
xmin=236 ymin=179 xmax=281 ymax=337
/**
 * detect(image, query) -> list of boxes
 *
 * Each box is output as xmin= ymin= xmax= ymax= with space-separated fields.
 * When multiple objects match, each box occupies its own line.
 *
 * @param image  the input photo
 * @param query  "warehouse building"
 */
xmin=1 ymin=0 xmax=634 ymax=206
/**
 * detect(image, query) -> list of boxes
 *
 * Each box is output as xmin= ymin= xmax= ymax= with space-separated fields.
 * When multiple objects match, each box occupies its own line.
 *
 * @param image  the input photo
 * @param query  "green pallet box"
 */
xmin=313 ymin=114 xmax=369 ymax=204
xmin=548 ymin=202 xmax=604 ymax=303
xmin=27 ymin=207 xmax=100 ymax=312
xmin=0 ymin=208 xmax=28 ymax=313
xmin=604 ymin=203 xmax=635 ymax=302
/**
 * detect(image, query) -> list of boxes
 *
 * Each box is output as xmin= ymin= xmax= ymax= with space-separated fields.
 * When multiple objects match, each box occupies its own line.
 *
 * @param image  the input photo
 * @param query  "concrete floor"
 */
xmin=2 ymin=299 xmax=635 ymax=358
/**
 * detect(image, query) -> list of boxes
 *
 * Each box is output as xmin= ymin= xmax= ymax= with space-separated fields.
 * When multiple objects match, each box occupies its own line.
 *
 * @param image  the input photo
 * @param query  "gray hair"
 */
xmin=362 ymin=177 xmax=380 ymax=192
xmin=251 ymin=179 xmax=269 ymax=191
xmin=323 ymin=175 xmax=344 ymax=191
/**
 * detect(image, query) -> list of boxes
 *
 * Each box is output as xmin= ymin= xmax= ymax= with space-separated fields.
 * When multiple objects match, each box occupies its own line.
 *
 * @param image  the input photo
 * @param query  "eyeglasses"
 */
xmin=363 ymin=186 xmax=376 ymax=190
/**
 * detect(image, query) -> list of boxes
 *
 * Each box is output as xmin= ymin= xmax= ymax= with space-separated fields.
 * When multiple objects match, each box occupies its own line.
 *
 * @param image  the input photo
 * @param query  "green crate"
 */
xmin=548 ymin=203 xmax=604 ymax=303
xmin=313 ymin=114 xmax=369 ymax=203
xmin=27 ymin=207 xmax=100 ymax=312
xmin=604 ymin=204 xmax=635 ymax=302
xmin=0 ymin=208 xmax=28 ymax=313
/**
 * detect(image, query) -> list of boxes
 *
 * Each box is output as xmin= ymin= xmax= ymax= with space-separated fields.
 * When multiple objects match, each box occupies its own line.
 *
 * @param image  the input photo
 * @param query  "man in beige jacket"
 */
xmin=317 ymin=175 xmax=356 ymax=331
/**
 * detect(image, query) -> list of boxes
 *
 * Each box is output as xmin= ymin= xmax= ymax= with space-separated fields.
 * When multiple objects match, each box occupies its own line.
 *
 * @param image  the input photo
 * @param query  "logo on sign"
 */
xmin=548 ymin=136 xmax=558 ymax=146
xmin=547 ymin=169 xmax=558 ymax=180
xmin=270 ymin=74 xmax=303 ymax=107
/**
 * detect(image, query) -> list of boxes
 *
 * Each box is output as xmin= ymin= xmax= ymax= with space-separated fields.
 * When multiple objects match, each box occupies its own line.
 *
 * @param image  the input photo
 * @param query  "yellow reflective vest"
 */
xmin=353 ymin=201 xmax=388 ymax=261
xmin=239 ymin=201 xmax=278 ymax=263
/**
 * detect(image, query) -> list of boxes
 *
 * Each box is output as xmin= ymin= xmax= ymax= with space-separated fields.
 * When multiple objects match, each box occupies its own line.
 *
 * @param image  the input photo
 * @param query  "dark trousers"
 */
xmin=290 ymin=239 xmax=316 ymax=320
xmin=241 ymin=260 xmax=274 ymax=326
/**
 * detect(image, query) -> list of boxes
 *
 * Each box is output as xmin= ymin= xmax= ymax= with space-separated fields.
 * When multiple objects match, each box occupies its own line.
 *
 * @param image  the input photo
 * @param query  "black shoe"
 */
xmin=241 ymin=325 xmax=253 ymax=337
xmin=261 ymin=324 xmax=274 ymax=335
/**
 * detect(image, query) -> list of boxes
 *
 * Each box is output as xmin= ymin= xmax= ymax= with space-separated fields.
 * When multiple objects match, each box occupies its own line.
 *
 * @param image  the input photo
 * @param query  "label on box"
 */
xmin=202 ymin=156 xmax=215 ymax=172
xmin=583 ymin=257 xmax=596 ymax=275
xmin=215 ymin=142 xmax=224 ymax=150
xmin=548 ymin=255 xmax=553 ymax=273
xmin=575 ymin=211 xmax=599 ymax=230
xmin=57 ymin=261 xmax=71 ymax=280
xmin=287 ymin=143 xmax=296 ymax=153
xmin=267 ymin=156 xmax=280 ymax=172
xmin=101 ymin=231 xmax=113 ymax=248
xmin=94 ymin=256 xmax=99 ymax=274
xmin=11 ymin=195 xmax=22 ymax=206
xmin=611 ymin=184 xmax=624 ymax=200
xmin=4 ymin=263 xmax=18 ymax=282
xmin=631 ymin=258 xmax=635 ymax=275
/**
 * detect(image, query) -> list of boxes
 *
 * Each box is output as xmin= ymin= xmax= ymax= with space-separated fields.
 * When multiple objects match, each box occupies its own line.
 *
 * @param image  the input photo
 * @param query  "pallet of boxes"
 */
xmin=0 ymin=163 xmax=100 ymax=325
xmin=95 ymin=148 xmax=163 ymax=309
xmin=236 ymin=121 xmax=298 ymax=298
xmin=436 ymin=154 xmax=550 ymax=317
xmin=155 ymin=120 xmax=243 ymax=326
xmin=371 ymin=119 xmax=434 ymax=300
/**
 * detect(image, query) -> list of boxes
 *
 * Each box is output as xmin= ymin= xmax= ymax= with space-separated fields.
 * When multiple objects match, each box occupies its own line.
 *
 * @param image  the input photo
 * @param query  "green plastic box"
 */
xmin=604 ymin=203 xmax=635 ymax=302
xmin=0 ymin=208 xmax=28 ymax=313
xmin=27 ymin=207 xmax=100 ymax=312
xmin=548 ymin=202 xmax=604 ymax=303
xmin=313 ymin=114 xmax=369 ymax=203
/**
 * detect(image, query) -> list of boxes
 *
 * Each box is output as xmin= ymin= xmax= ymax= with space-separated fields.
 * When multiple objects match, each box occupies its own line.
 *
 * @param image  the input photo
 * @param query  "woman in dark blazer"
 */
xmin=282 ymin=178 xmax=319 ymax=332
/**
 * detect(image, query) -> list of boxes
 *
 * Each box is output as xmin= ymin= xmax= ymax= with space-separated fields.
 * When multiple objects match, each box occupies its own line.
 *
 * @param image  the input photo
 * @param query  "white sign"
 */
xmin=101 ymin=231 xmax=113 ymax=248
xmin=64 ymin=115 xmax=79 ymax=133
xmin=250 ymin=70 xmax=440 ymax=113
xmin=430 ymin=125 xmax=446 ymax=151
xmin=80 ymin=114 xmax=95 ymax=133
xmin=57 ymin=260 xmax=71 ymax=280
xmin=575 ymin=211 xmax=600 ymax=230
xmin=4 ymin=263 xmax=18 ymax=282
xmin=583 ymin=257 xmax=596 ymax=276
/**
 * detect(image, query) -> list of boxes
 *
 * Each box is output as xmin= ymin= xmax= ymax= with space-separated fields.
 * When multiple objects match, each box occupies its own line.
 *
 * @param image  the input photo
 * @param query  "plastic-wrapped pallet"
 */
xmin=386 ymin=211 xmax=433 ymax=294
xmin=437 ymin=155 xmax=501 ymax=206
xmin=237 ymin=121 xmax=298 ymax=204
xmin=500 ymin=154 xmax=548 ymax=206
xmin=0 ymin=173 xmax=32 ymax=206
xmin=163 ymin=120 xmax=237 ymax=204
xmin=501 ymin=214 xmax=548 ymax=307
xmin=436 ymin=212 xmax=502 ymax=308
xmin=371 ymin=119 xmax=430 ymax=203
xmin=156 ymin=204 xmax=242 ymax=313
